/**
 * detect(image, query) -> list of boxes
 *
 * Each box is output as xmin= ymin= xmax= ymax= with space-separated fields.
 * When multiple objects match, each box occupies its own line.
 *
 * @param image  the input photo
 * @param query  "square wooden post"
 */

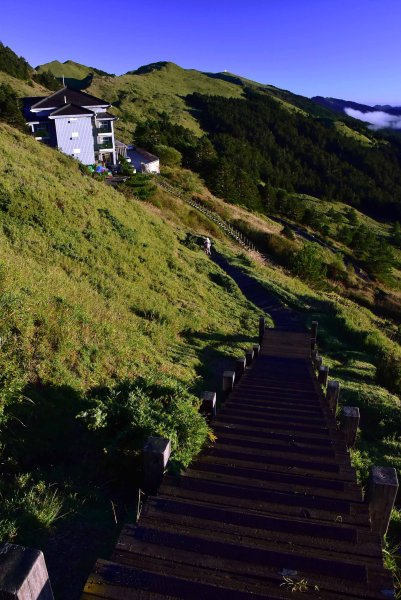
xmin=222 ymin=370 xmax=235 ymax=399
xmin=315 ymin=355 xmax=323 ymax=370
xmin=311 ymin=321 xmax=318 ymax=339
xmin=318 ymin=365 xmax=329 ymax=387
xmin=235 ymin=357 xmax=246 ymax=382
xmin=365 ymin=466 xmax=399 ymax=538
xmin=245 ymin=348 xmax=254 ymax=366
xmin=0 ymin=543 xmax=54 ymax=599
xmin=253 ymin=344 xmax=260 ymax=359
xmin=143 ymin=436 xmax=171 ymax=494
xmin=341 ymin=406 xmax=360 ymax=448
xmin=259 ymin=317 xmax=265 ymax=344
xmin=326 ymin=381 xmax=340 ymax=413
xmin=200 ymin=391 xmax=217 ymax=419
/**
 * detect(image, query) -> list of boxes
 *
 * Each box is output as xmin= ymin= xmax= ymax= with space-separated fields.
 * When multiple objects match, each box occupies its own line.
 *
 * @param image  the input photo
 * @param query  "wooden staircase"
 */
xmin=82 ymin=330 xmax=395 ymax=599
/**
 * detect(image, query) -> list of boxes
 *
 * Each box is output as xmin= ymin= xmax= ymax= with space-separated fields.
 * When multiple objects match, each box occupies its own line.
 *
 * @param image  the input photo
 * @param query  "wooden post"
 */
xmin=259 ymin=317 xmax=265 ymax=344
xmin=365 ymin=466 xmax=399 ymax=537
xmin=245 ymin=348 xmax=254 ymax=366
xmin=341 ymin=406 xmax=360 ymax=448
xmin=311 ymin=348 xmax=318 ymax=363
xmin=326 ymin=381 xmax=340 ymax=413
xmin=253 ymin=344 xmax=260 ymax=359
xmin=0 ymin=543 xmax=54 ymax=599
xmin=318 ymin=365 xmax=329 ymax=387
xmin=143 ymin=436 xmax=171 ymax=494
xmin=311 ymin=321 xmax=318 ymax=339
xmin=311 ymin=338 xmax=316 ymax=351
xmin=235 ymin=357 xmax=246 ymax=382
xmin=222 ymin=370 xmax=235 ymax=398
xmin=315 ymin=355 xmax=323 ymax=370
xmin=200 ymin=391 xmax=216 ymax=419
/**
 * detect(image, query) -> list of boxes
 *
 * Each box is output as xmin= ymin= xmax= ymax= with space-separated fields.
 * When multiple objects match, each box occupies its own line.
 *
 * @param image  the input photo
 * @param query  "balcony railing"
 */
xmin=97 ymin=137 xmax=113 ymax=150
xmin=96 ymin=124 xmax=112 ymax=134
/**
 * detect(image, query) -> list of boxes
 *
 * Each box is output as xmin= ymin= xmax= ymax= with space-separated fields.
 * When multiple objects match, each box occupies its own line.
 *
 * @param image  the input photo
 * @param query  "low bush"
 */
xmin=291 ymin=243 xmax=328 ymax=288
xmin=77 ymin=373 xmax=210 ymax=470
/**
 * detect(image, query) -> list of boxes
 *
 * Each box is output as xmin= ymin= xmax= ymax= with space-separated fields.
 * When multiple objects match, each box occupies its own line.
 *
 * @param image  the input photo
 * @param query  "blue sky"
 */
xmin=2 ymin=0 xmax=401 ymax=104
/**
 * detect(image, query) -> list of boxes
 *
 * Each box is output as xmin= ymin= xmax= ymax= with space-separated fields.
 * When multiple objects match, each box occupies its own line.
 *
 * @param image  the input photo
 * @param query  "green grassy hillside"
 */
xmin=0 ymin=70 xmax=48 ymax=96
xmin=36 ymin=58 xmax=379 ymax=148
xmin=0 ymin=123 xmax=264 ymax=551
xmin=4 ymin=48 xmax=401 ymax=594
xmin=89 ymin=62 xmax=247 ymax=138
xmin=36 ymin=59 xmax=94 ymax=79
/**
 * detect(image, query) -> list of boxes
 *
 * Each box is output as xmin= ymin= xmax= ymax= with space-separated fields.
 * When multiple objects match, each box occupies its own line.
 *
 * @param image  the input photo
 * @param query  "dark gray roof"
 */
xmin=132 ymin=146 xmax=159 ymax=161
xmin=30 ymin=87 xmax=110 ymax=110
xmin=48 ymin=104 xmax=94 ymax=118
xmin=95 ymin=112 xmax=117 ymax=120
xmin=23 ymin=97 xmax=47 ymax=118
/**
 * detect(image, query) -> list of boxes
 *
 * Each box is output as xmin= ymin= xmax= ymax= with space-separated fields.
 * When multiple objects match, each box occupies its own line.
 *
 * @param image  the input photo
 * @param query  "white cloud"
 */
xmin=344 ymin=107 xmax=401 ymax=130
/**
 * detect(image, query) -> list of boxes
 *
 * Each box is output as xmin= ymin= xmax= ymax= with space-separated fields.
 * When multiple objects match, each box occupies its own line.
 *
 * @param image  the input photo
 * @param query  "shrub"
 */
xmin=32 ymin=70 xmax=62 ymax=91
xmin=291 ymin=243 xmax=328 ymax=288
xmin=154 ymin=144 xmax=182 ymax=167
xmin=120 ymin=173 xmax=157 ymax=200
xmin=77 ymin=374 xmax=210 ymax=469
xmin=0 ymin=84 xmax=26 ymax=129
xmin=376 ymin=351 xmax=401 ymax=395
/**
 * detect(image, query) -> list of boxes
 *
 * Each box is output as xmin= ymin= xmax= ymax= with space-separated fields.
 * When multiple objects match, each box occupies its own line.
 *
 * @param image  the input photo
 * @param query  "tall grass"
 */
xmin=0 ymin=122 xmax=262 ymax=546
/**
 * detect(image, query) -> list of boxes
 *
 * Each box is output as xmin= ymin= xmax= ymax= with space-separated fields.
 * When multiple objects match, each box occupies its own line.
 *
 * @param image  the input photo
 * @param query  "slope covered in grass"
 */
xmin=0 ymin=123 xmax=263 ymax=551
xmin=88 ymin=62 xmax=247 ymax=139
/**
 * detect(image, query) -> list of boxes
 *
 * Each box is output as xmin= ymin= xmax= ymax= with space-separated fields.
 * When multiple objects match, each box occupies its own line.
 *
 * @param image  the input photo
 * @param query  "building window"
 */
xmin=71 ymin=132 xmax=79 ymax=138
xmin=73 ymin=148 xmax=81 ymax=154
xmin=33 ymin=123 xmax=49 ymax=138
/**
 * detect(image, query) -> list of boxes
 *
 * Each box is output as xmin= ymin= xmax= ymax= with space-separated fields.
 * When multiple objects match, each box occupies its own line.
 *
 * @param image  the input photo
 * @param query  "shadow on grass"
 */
xmin=176 ymin=329 xmax=256 ymax=398
xmin=2 ymin=382 xmax=138 ymax=600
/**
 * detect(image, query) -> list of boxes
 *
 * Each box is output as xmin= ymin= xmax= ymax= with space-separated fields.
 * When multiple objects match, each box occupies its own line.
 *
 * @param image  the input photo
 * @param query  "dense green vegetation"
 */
xmin=0 ymin=83 xmax=26 ymax=128
xmin=0 ymin=41 xmax=31 ymax=80
xmin=187 ymin=91 xmax=401 ymax=218
xmin=0 ymin=123 xmax=262 ymax=569
xmin=32 ymin=69 xmax=62 ymax=91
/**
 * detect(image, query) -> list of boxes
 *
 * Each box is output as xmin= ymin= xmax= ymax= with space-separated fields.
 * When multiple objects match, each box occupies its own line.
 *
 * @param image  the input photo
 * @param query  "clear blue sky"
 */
xmin=2 ymin=0 xmax=401 ymax=104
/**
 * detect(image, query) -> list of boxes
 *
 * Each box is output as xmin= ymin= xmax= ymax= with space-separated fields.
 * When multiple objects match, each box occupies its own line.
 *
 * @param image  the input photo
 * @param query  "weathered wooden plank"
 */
xmin=82 ymin=328 xmax=394 ymax=600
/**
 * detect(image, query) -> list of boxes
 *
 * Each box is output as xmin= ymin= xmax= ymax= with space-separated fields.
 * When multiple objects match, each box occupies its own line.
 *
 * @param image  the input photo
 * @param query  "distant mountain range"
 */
xmin=312 ymin=97 xmax=401 ymax=130
xmin=312 ymin=96 xmax=401 ymax=115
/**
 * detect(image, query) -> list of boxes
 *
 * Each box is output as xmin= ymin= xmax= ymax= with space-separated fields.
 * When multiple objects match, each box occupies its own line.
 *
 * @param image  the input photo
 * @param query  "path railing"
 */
xmin=157 ymin=178 xmax=257 ymax=251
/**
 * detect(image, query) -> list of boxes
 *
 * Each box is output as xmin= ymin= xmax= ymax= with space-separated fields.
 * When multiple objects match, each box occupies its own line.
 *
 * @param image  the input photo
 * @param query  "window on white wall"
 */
xmin=71 ymin=132 xmax=79 ymax=138
xmin=73 ymin=149 xmax=81 ymax=154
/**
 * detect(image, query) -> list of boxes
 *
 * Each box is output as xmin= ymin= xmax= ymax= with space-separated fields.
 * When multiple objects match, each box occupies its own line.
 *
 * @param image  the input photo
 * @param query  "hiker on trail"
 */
xmin=204 ymin=237 xmax=212 ymax=255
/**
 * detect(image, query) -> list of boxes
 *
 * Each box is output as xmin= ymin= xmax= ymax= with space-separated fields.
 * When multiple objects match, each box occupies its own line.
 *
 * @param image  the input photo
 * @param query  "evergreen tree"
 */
xmin=0 ymin=83 xmax=26 ymax=128
xmin=0 ymin=42 xmax=31 ymax=79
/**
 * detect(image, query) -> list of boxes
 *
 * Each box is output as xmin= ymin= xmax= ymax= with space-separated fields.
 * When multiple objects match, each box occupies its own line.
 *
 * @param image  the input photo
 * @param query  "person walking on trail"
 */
xmin=204 ymin=237 xmax=212 ymax=255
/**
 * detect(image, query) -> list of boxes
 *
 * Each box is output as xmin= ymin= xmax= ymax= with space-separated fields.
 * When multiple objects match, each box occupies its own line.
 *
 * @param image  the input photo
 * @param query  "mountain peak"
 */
xmin=126 ymin=61 xmax=182 ymax=76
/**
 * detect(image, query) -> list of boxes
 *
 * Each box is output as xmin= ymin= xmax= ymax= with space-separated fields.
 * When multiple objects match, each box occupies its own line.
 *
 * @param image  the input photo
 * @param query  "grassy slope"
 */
xmin=1 ymin=123 xmax=400 ymax=592
xmin=0 ymin=71 xmax=48 ymax=96
xmin=36 ymin=59 xmax=93 ymax=79
xmin=0 ymin=123 xmax=262 ymax=396
xmin=35 ymin=59 xmax=382 ymax=152
xmin=88 ymin=63 xmax=246 ymax=139
xmin=0 ymin=124 xmax=267 ymax=576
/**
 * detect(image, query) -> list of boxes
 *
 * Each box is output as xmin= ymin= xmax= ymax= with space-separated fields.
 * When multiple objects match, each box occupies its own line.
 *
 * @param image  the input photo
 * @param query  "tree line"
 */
xmin=135 ymin=89 xmax=401 ymax=220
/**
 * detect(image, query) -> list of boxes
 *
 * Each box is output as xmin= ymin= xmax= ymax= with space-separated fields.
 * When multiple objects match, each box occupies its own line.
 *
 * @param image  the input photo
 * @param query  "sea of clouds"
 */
xmin=344 ymin=107 xmax=401 ymax=130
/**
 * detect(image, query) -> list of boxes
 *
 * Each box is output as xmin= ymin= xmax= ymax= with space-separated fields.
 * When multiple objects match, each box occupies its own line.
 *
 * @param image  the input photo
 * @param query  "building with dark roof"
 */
xmin=23 ymin=88 xmax=117 ymax=165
